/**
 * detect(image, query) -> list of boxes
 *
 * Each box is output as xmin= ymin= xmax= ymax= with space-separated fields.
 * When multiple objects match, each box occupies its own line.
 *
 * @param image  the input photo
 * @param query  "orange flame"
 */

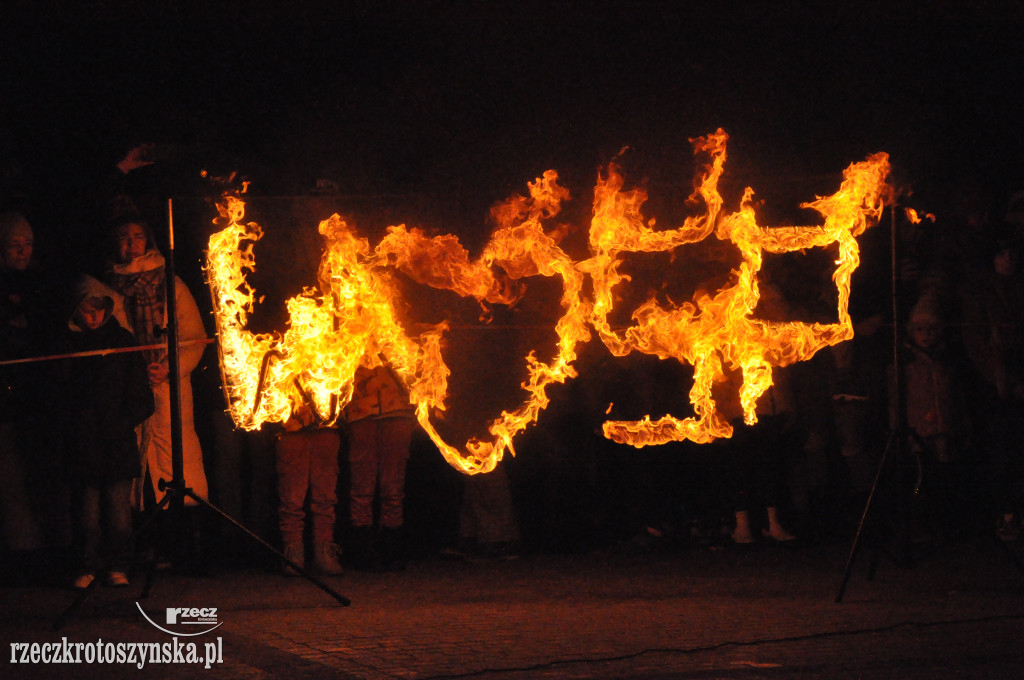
xmin=904 ymin=207 xmax=936 ymax=224
xmin=206 ymin=129 xmax=891 ymax=472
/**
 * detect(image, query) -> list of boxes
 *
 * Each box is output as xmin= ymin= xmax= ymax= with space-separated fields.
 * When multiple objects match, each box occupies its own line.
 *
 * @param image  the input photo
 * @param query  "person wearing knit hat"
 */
xmin=907 ymin=295 xmax=943 ymax=353
xmin=59 ymin=276 xmax=154 ymax=588
xmin=891 ymin=292 xmax=970 ymax=546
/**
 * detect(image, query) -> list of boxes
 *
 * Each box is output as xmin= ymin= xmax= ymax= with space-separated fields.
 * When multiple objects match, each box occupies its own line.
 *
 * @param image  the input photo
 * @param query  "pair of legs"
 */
xmin=723 ymin=416 xmax=796 ymax=544
xmin=347 ymin=416 xmax=415 ymax=530
xmin=980 ymin=397 xmax=1024 ymax=540
xmin=276 ymin=428 xmax=341 ymax=573
xmin=0 ymin=422 xmax=42 ymax=551
xmin=75 ymin=478 xmax=134 ymax=582
xmin=458 ymin=463 xmax=520 ymax=552
xmin=346 ymin=416 xmax=414 ymax=570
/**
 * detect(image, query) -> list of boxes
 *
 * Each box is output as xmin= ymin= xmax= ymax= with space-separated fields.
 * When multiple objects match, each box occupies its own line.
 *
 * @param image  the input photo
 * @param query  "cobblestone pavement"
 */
xmin=2 ymin=536 xmax=1023 ymax=679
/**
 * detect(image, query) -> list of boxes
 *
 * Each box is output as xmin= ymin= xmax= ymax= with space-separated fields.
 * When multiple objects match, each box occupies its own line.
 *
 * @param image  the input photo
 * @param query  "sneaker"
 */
xmin=73 ymin=573 xmax=96 ymax=590
xmin=106 ymin=571 xmax=130 ymax=587
xmin=313 ymin=542 xmax=343 ymax=576
xmin=282 ymin=543 xmax=305 ymax=577
xmin=378 ymin=527 xmax=407 ymax=572
xmin=346 ymin=526 xmax=383 ymax=572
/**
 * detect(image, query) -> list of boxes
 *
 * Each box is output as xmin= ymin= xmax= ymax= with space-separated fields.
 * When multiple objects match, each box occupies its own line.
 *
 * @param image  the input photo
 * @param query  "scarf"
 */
xmin=107 ymin=249 xmax=167 ymax=363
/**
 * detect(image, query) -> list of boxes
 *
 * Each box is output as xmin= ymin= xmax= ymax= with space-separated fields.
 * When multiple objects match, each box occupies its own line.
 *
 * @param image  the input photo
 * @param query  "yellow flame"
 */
xmin=206 ymin=129 xmax=891 ymax=472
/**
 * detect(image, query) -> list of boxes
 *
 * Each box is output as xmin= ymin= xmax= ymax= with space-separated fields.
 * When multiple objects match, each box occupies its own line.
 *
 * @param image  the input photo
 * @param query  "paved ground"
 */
xmin=2 ymin=534 xmax=1024 ymax=679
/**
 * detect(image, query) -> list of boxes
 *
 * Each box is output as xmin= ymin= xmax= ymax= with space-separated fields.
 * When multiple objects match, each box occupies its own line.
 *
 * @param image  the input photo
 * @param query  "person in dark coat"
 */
xmin=59 ymin=277 xmax=153 ymax=588
xmin=0 ymin=211 xmax=65 ymax=553
xmin=960 ymin=229 xmax=1024 ymax=541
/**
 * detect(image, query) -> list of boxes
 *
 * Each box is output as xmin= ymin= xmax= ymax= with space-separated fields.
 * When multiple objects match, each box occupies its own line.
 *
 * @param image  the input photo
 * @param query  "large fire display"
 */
xmin=206 ymin=130 xmax=891 ymax=474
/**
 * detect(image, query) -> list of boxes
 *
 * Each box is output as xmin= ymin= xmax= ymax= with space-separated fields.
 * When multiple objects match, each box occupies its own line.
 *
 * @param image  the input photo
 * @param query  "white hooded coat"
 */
xmin=91 ymin=264 xmax=210 ymax=508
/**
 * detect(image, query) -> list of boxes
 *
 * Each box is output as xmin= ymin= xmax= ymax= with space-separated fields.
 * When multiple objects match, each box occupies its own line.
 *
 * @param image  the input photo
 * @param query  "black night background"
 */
xmin=3 ymin=1 xmax=1023 ymax=249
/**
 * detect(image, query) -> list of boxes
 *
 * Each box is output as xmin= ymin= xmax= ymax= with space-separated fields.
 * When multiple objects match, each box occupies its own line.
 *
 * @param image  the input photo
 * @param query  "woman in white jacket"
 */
xmin=104 ymin=218 xmax=209 ymax=510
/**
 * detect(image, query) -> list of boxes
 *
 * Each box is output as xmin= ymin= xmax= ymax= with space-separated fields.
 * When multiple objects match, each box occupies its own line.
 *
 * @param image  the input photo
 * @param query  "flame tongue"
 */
xmin=206 ymin=131 xmax=891 ymax=473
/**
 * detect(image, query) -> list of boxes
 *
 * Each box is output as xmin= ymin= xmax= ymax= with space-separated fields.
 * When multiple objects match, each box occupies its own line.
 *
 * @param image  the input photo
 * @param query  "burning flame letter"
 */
xmin=587 ymin=134 xmax=890 ymax=446
xmin=206 ymin=130 xmax=891 ymax=472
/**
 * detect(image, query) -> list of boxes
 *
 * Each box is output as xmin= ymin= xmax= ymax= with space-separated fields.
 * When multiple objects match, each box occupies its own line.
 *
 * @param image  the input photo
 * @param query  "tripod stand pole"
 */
xmin=166 ymin=199 xmax=186 ymax=515
xmin=835 ymin=204 xmax=905 ymax=603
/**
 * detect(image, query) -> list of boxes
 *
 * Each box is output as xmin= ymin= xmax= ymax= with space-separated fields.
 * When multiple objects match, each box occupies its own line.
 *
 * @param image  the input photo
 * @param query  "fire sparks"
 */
xmin=206 ymin=130 xmax=891 ymax=473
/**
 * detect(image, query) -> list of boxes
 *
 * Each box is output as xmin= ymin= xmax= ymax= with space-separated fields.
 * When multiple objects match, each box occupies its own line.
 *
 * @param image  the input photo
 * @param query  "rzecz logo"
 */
xmin=137 ymin=603 xmax=223 ymax=636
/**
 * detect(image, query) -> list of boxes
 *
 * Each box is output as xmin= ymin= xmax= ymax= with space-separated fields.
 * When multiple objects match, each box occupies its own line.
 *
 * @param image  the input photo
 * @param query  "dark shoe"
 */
xmin=469 ymin=541 xmax=520 ymax=562
xmin=762 ymin=528 xmax=797 ymax=543
xmin=378 ymin=526 xmax=407 ymax=572
xmin=439 ymin=537 xmax=475 ymax=560
xmin=346 ymin=526 xmax=383 ymax=572
xmin=618 ymin=526 xmax=666 ymax=554
xmin=313 ymin=542 xmax=343 ymax=576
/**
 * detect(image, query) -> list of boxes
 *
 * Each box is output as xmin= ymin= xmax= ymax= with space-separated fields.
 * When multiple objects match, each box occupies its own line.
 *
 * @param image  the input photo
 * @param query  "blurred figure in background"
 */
xmin=889 ymin=293 xmax=971 ymax=545
xmin=445 ymin=463 xmax=521 ymax=561
xmin=960 ymin=229 xmax=1024 ymax=542
xmin=0 ymin=211 xmax=48 ymax=555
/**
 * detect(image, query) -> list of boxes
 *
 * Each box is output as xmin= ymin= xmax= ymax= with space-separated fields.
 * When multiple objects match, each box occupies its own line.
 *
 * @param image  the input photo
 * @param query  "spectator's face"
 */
xmin=1 ymin=222 xmax=33 ymax=271
xmin=116 ymin=222 xmax=148 ymax=262
xmin=910 ymin=322 xmax=939 ymax=351
xmin=994 ymin=248 xmax=1016 ymax=277
xmin=75 ymin=299 xmax=107 ymax=330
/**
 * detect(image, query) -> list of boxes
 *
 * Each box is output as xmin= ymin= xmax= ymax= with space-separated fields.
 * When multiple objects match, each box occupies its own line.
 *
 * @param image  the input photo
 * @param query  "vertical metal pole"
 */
xmin=836 ymin=202 xmax=903 ymax=602
xmin=166 ymin=198 xmax=185 ymax=512
xmin=890 ymin=204 xmax=904 ymax=437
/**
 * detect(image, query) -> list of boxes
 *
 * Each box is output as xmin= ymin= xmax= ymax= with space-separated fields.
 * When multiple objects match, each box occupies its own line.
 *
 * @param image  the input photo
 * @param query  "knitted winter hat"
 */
xmin=908 ymin=294 xmax=942 ymax=327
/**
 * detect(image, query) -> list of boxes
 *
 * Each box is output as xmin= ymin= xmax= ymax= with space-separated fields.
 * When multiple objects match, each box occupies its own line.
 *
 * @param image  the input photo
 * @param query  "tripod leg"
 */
xmin=836 ymin=432 xmax=896 ymax=603
xmin=182 ymin=489 xmax=350 ymax=606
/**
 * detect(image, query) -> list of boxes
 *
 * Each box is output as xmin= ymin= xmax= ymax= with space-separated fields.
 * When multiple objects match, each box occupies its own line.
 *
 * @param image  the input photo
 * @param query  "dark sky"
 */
xmin=3 ymin=0 xmax=1024 ymax=238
